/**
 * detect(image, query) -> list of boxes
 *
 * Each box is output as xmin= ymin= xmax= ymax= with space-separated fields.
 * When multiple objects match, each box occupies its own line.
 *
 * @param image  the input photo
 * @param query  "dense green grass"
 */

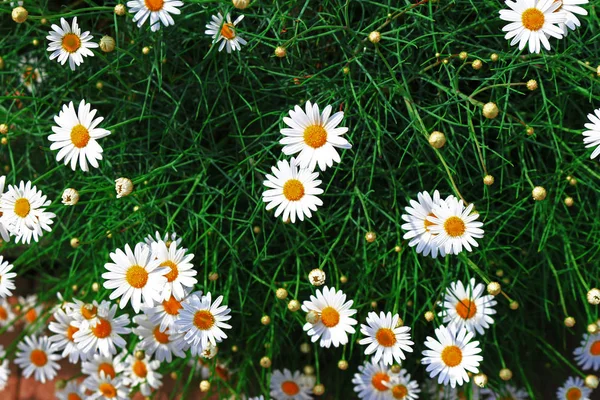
xmin=1 ymin=0 xmax=600 ymax=398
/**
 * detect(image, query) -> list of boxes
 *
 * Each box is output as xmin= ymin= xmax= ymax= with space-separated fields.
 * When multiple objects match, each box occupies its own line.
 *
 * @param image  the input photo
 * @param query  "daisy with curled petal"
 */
xmin=102 ymin=242 xmax=168 ymax=313
xmin=556 ymin=0 xmax=589 ymax=35
xmin=439 ymin=278 xmax=497 ymax=336
xmin=46 ymin=17 xmax=98 ymax=71
xmin=205 ymin=13 xmax=247 ymax=53
xmin=0 ymin=176 xmax=11 ymax=242
xmin=385 ymin=369 xmax=421 ymax=400
xmin=481 ymin=384 xmax=528 ymax=400
xmin=48 ymin=307 xmax=87 ymax=363
xmin=556 ymin=376 xmax=591 ymax=400
xmin=73 ymin=300 xmax=131 ymax=357
xmin=82 ymin=353 xmax=125 ymax=382
xmin=351 ymin=360 xmax=392 ymax=400
xmin=428 ymin=197 xmax=484 ymax=256
xmin=421 ymin=325 xmax=482 ymax=388
xmin=152 ymin=240 xmax=197 ymax=300
xmin=499 ymin=0 xmax=565 ymax=54
xmin=132 ymin=314 xmax=186 ymax=362
xmin=573 ymin=331 xmax=600 ymax=370
xmin=142 ymin=289 xmax=189 ymax=333
xmin=301 ymin=286 xmax=358 ymax=348
xmin=56 ymin=380 xmax=86 ymax=400
xmin=85 ymin=372 xmax=130 ymax=400
xmin=122 ymin=351 xmax=163 ymax=396
xmin=270 ymin=368 xmax=313 ymax=400
xmin=359 ymin=311 xmax=414 ymax=366
xmin=0 ymin=256 xmax=16 ymax=298
xmin=0 ymin=298 xmax=16 ymax=331
xmin=49 ymin=100 xmax=111 ymax=172
xmin=583 ymin=108 xmax=600 ymax=160
xmin=127 ymin=0 xmax=183 ymax=32
xmin=15 ymin=335 xmax=61 ymax=383
xmin=262 ymin=157 xmax=324 ymax=223
xmin=0 ymin=345 xmax=10 ymax=391
xmin=280 ymin=100 xmax=351 ymax=172
xmin=175 ymin=291 xmax=232 ymax=356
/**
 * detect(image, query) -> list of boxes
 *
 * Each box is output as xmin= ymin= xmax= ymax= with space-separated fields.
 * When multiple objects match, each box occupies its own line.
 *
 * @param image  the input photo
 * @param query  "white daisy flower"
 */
xmin=279 ymin=101 xmax=351 ymax=172
xmin=49 ymin=100 xmax=111 ymax=172
xmin=205 ymin=13 xmax=247 ymax=53
xmin=583 ymin=108 xmax=600 ymax=160
xmin=48 ymin=307 xmax=87 ymax=363
xmin=352 ymin=360 xmax=393 ymax=399
xmin=73 ymin=300 xmax=131 ymax=357
xmin=144 ymin=231 xmax=182 ymax=252
xmin=127 ymin=0 xmax=183 ymax=32
xmin=262 ymin=157 xmax=324 ymax=223
xmin=557 ymin=0 xmax=589 ymax=35
xmin=46 ymin=17 xmax=99 ymax=70
xmin=122 ymin=351 xmax=163 ymax=396
xmin=19 ymin=56 xmax=45 ymax=94
xmin=359 ymin=311 xmax=414 ymax=365
xmin=81 ymin=353 xmax=126 ymax=382
xmin=0 ymin=176 xmax=10 ymax=242
xmin=574 ymin=332 xmax=600 ymax=370
xmin=175 ymin=291 xmax=232 ymax=356
xmin=556 ymin=376 xmax=591 ymax=400
xmin=18 ymin=294 xmax=44 ymax=328
xmin=0 ymin=256 xmax=16 ymax=298
xmin=56 ymin=380 xmax=86 ymax=400
xmin=132 ymin=314 xmax=186 ymax=362
xmin=0 ymin=298 xmax=16 ymax=331
xmin=142 ymin=290 xmax=188 ymax=333
xmin=0 ymin=345 xmax=10 ymax=391
xmin=301 ymin=286 xmax=358 ymax=348
xmin=421 ymin=325 xmax=483 ymax=388
xmin=270 ymin=368 xmax=313 ymax=400
xmin=84 ymin=372 xmax=130 ymax=400
xmin=499 ymin=0 xmax=565 ymax=54
xmin=102 ymin=242 xmax=168 ymax=313
xmin=14 ymin=335 xmax=61 ymax=383
xmin=427 ymin=197 xmax=484 ymax=256
xmin=439 ymin=278 xmax=497 ymax=335
xmin=386 ymin=369 xmax=421 ymax=400
xmin=152 ymin=239 xmax=197 ymax=300
xmin=0 ymin=180 xmax=55 ymax=244
xmin=481 ymin=384 xmax=528 ymax=399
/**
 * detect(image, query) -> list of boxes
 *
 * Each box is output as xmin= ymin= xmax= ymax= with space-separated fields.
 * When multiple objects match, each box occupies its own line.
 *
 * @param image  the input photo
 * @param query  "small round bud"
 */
xmin=134 ymin=350 xmax=145 ymax=360
xmin=435 ymin=52 xmax=441 ymax=58
xmin=532 ymin=186 xmax=547 ymax=201
xmin=100 ymin=36 xmax=116 ymax=53
xmin=394 ymin=245 xmax=401 ymax=252
xmin=300 ymin=343 xmax=311 ymax=353
xmin=96 ymin=81 xmax=103 ymax=90
xmin=208 ymin=272 xmax=219 ymax=281
xmin=32 ymin=39 xmax=39 ymax=46
xmin=482 ymin=102 xmax=499 ymax=119
xmin=70 ymin=238 xmax=80 ymax=248
xmin=428 ymin=131 xmax=446 ymax=149
xmin=365 ymin=231 xmax=377 ymax=243
xmin=41 ymin=18 xmax=48 ymax=25
xmin=343 ymin=66 xmax=350 ymax=74
xmin=308 ymin=269 xmax=326 ymax=286
xmin=472 ymin=59 xmax=483 ymax=70
xmin=91 ymin=282 xmax=99 ymax=292
xmin=564 ymin=197 xmax=574 ymax=207
xmin=526 ymin=127 xmax=534 ymax=135
xmin=61 ymin=188 xmax=80 ymax=206
xmin=442 ymin=58 xmax=450 ymax=65
xmin=232 ymin=0 xmax=250 ymax=9
xmin=585 ymin=375 xmax=599 ymax=389
xmin=370 ymin=301 xmax=377 ymax=309
xmin=313 ymin=384 xmax=325 ymax=395
xmin=261 ymin=315 xmax=271 ymax=325
xmin=588 ymin=323 xmax=599 ymax=334
xmin=253 ymin=225 xmax=261 ymax=234
xmin=490 ymin=53 xmax=499 ymax=62
xmin=390 ymin=364 xmax=401 ymax=374
xmin=133 ymin=205 xmax=140 ymax=212
xmin=496 ymin=269 xmax=504 ymax=277
xmin=115 ymin=177 xmax=133 ymax=198
xmin=587 ymin=288 xmax=600 ymax=305
xmin=275 ymin=288 xmax=288 ymax=299
xmin=0 ymin=137 xmax=7 ymax=146
xmin=424 ymin=311 xmax=434 ymax=322
xmin=569 ymin=177 xmax=577 ymax=186
xmin=0 ymin=124 xmax=7 ymax=135
xmin=487 ymin=282 xmax=501 ymax=296
xmin=199 ymin=380 xmax=210 ymax=392
xmin=395 ymin=317 xmax=404 ymax=327
xmin=499 ymin=368 xmax=512 ymax=381
xmin=106 ymin=230 xmax=113 ymax=239
xmin=55 ymin=379 xmax=67 ymax=390
xmin=142 ymin=46 xmax=150 ymax=55
xmin=0 ymin=57 xmax=4 ymax=70
xmin=483 ymin=175 xmax=494 ymax=186
xmin=288 ymin=300 xmax=301 ymax=312
xmin=526 ymin=79 xmax=538 ymax=91
xmin=259 ymin=356 xmax=271 ymax=368
xmin=303 ymin=365 xmax=315 ymax=376
xmin=564 ymin=316 xmax=576 ymax=328
xmin=368 ymin=31 xmax=381 ymax=44
xmin=509 ymin=301 xmax=519 ymax=310
xmin=459 ymin=51 xmax=468 ymax=60
xmin=474 ymin=373 xmax=488 ymax=388
xmin=231 ymin=345 xmax=238 ymax=352
xmin=114 ymin=4 xmax=126 ymax=15
xmin=12 ymin=7 xmax=28 ymax=23
xmin=274 ymin=46 xmax=286 ymax=58
xmin=340 ymin=275 xmax=348 ymax=284
xmin=338 ymin=360 xmax=348 ymax=370
xmin=305 ymin=310 xmax=320 ymax=324
xmin=170 ymin=372 xmax=178 ymax=379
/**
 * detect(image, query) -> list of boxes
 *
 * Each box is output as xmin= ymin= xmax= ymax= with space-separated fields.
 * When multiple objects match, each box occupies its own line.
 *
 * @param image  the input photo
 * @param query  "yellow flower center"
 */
xmin=66 ymin=325 xmax=79 ymax=342
xmin=162 ymin=296 xmax=183 ymax=315
xmin=375 ymin=328 xmax=397 ymax=347
xmin=590 ymin=340 xmax=600 ymax=356
xmin=441 ymin=345 xmax=463 ymax=367
xmin=281 ymin=381 xmax=300 ymax=395
xmin=125 ymin=265 xmax=149 ymax=289
xmin=133 ymin=360 xmax=148 ymax=378
xmin=443 ymin=216 xmax=466 ymax=237
xmin=99 ymin=382 xmax=117 ymax=398
xmin=144 ymin=0 xmax=164 ymax=12
xmin=423 ymin=212 xmax=436 ymax=232
xmin=70 ymin=124 xmax=90 ymax=148
xmin=320 ymin=306 xmax=340 ymax=328
xmin=221 ymin=23 xmax=236 ymax=40
xmin=303 ymin=125 xmax=327 ymax=148
xmin=392 ymin=384 xmax=408 ymax=399
xmin=14 ymin=198 xmax=31 ymax=218
xmin=62 ymin=33 xmax=82 ymax=53
xmin=160 ymin=260 xmax=179 ymax=282
xmin=0 ymin=306 xmax=7 ymax=320
xmin=371 ymin=372 xmax=390 ymax=391
xmin=67 ymin=393 xmax=82 ymax=400
xmin=81 ymin=304 xmax=97 ymax=320
xmin=566 ymin=387 xmax=582 ymax=400
xmin=282 ymin=179 xmax=305 ymax=201
xmin=25 ymin=308 xmax=37 ymax=323
xmin=521 ymin=8 xmax=545 ymax=31
xmin=98 ymin=362 xmax=116 ymax=379
xmin=92 ymin=318 xmax=112 ymax=338
xmin=194 ymin=310 xmax=215 ymax=330
xmin=455 ymin=299 xmax=477 ymax=320
xmin=153 ymin=326 xmax=170 ymax=344
xmin=29 ymin=349 xmax=48 ymax=367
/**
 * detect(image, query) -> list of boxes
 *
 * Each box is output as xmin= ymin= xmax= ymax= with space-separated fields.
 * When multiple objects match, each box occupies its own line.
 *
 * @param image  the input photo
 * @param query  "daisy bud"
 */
xmin=300 ymin=343 xmax=311 ymax=353
xmin=472 ymin=59 xmax=483 ymax=70
xmin=569 ymin=177 xmax=577 ymax=186
xmin=390 ymin=364 xmax=401 ymax=373
xmin=340 ymin=275 xmax=348 ymax=284
xmin=483 ymin=175 xmax=494 ymax=186
xmin=142 ymin=46 xmax=150 ymax=55
xmin=496 ymin=269 xmax=504 ymax=277
xmin=41 ymin=18 xmax=48 ymax=24
xmin=435 ymin=52 xmax=441 ymax=58
xmin=305 ymin=310 xmax=320 ymax=325
xmin=308 ymin=269 xmax=326 ymax=286
xmin=70 ymin=238 xmax=80 ymax=248
xmin=0 ymin=124 xmax=7 ymax=135
xmin=12 ymin=7 xmax=28 ymax=23
xmin=428 ymin=131 xmax=446 ymax=149
xmin=499 ymin=368 xmax=512 ymax=381
xmin=253 ymin=225 xmax=261 ymax=234
xmin=370 ymin=301 xmax=377 ymax=308
xmin=459 ymin=51 xmax=468 ymax=60
xmin=487 ymin=282 xmax=501 ymax=296
xmin=100 ymin=36 xmax=116 ymax=53
xmin=313 ymin=384 xmax=325 ymax=395
xmin=106 ymin=230 xmax=113 ymax=239
xmin=564 ymin=316 xmax=575 ymax=328
xmin=368 ymin=31 xmax=381 ymax=43
xmin=91 ymin=282 xmax=99 ymax=292
xmin=96 ymin=81 xmax=104 ymax=90
xmin=304 ymin=365 xmax=315 ymax=375
xmin=274 ymin=46 xmax=287 ymax=58
xmin=114 ymin=4 xmax=126 ymax=15
xmin=442 ymin=58 xmax=450 ymax=65
xmin=587 ymin=288 xmax=600 ymax=305
xmin=208 ymin=272 xmax=219 ymax=281
xmin=0 ymin=57 xmax=3 ymax=70
xmin=482 ymin=102 xmax=499 ymax=119
xmin=597 ymin=66 xmax=600 ymax=77
xmin=338 ymin=360 xmax=348 ymax=370
xmin=526 ymin=126 xmax=534 ymax=135
xmin=32 ymin=39 xmax=39 ymax=46
xmin=490 ymin=53 xmax=499 ymax=62
xmin=474 ymin=373 xmax=488 ymax=388
xmin=260 ymin=315 xmax=271 ymax=325
xmin=199 ymin=380 xmax=210 ymax=392
xmin=55 ymin=379 xmax=67 ymax=390
xmin=365 ymin=231 xmax=377 ymax=243
xmin=170 ymin=372 xmax=178 ymax=379
xmin=526 ymin=79 xmax=538 ymax=91
xmin=0 ymin=138 xmax=7 ymax=146
xmin=585 ymin=375 xmax=599 ymax=389
xmin=587 ymin=323 xmax=598 ymax=334
xmin=509 ymin=301 xmax=519 ymax=310
xmin=531 ymin=186 xmax=547 ymax=201
xmin=231 ymin=345 xmax=238 ymax=352
xmin=288 ymin=300 xmax=300 ymax=312
xmin=394 ymin=245 xmax=401 ymax=252
xmin=62 ymin=188 xmax=80 ymax=206
xmin=564 ymin=197 xmax=574 ymax=207
xmin=259 ymin=356 xmax=271 ymax=368
xmin=115 ymin=177 xmax=133 ymax=198
xmin=343 ymin=66 xmax=350 ymax=74
xmin=134 ymin=350 xmax=145 ymax=360
xmin=275 ymin=288 xmax=288 ymax=299
xmin=233 ymin=0 xmax=250 ymax=9
xmin=424 ymin=311 xmax=434 ymax=322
